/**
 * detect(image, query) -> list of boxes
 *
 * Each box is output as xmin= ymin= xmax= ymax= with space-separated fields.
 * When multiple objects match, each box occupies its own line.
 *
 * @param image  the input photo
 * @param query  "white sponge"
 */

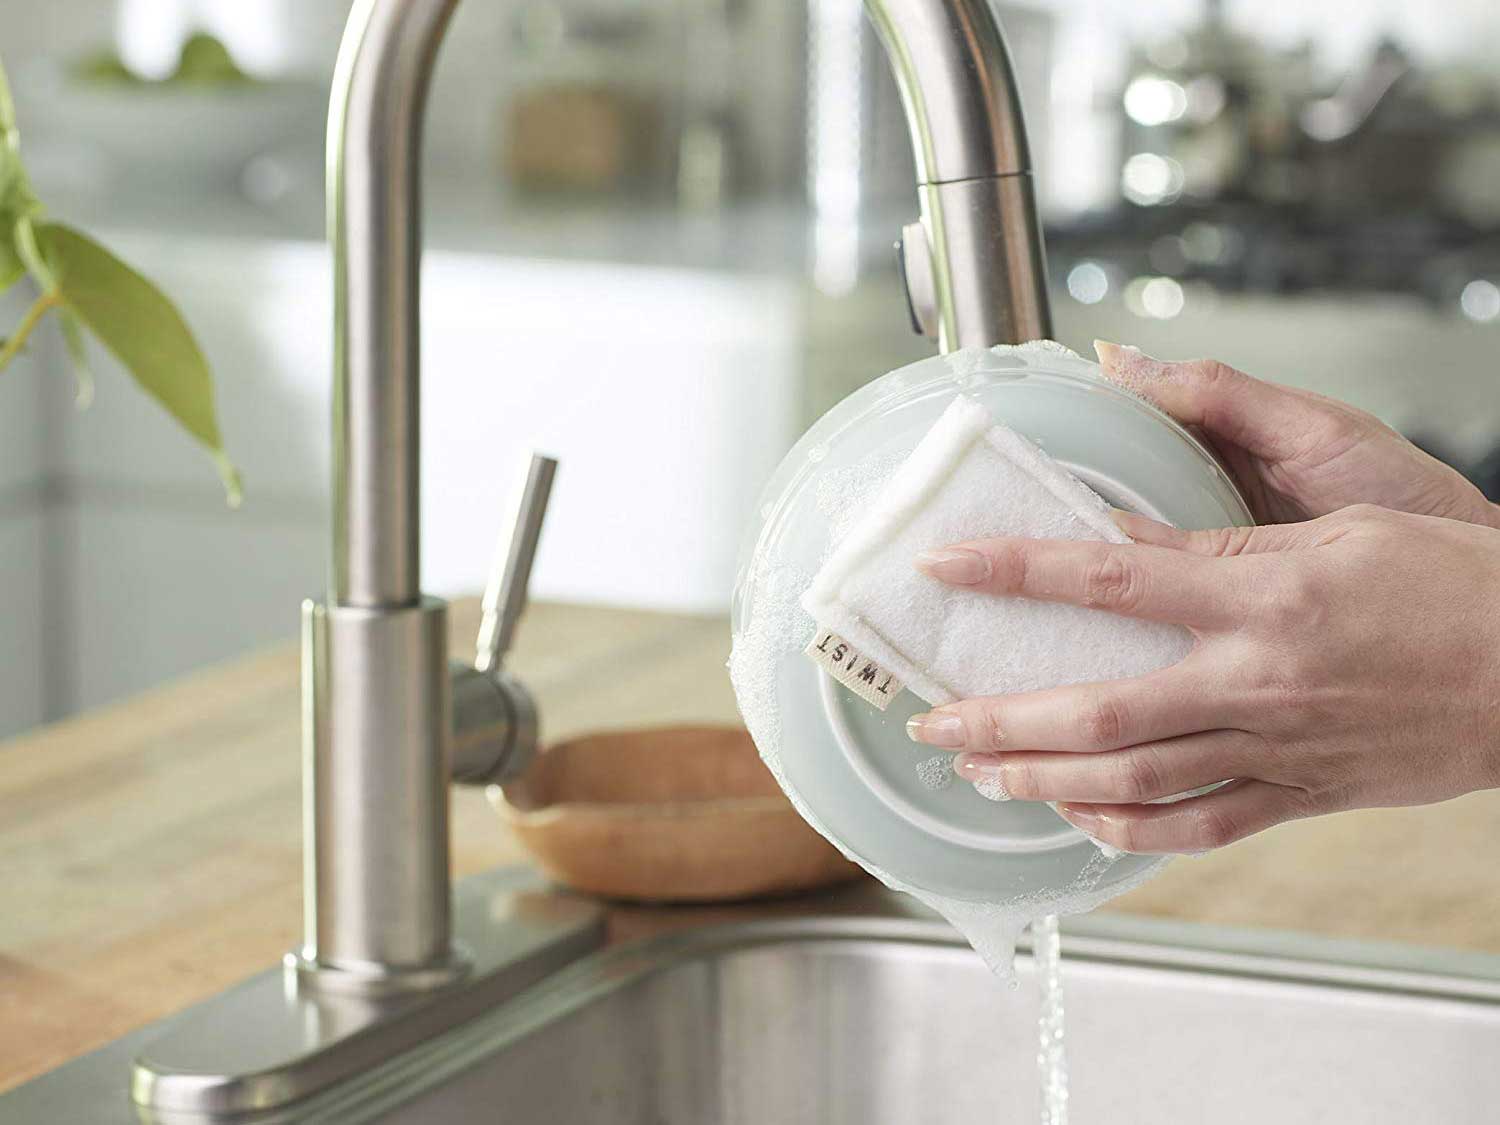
xmin=801 ymin=395 xmax=1192 ymax=707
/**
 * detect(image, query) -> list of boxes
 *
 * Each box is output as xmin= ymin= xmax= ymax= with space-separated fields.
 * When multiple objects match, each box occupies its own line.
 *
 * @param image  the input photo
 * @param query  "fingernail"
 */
xmin=956 ymin=754 xmax=1012 ymax=802
xmin=1093 ymin=339 xmax=1143 ymax=368
xmin=955 ymin=752 xmax=1006 ymax=778
xmin=1058 ymin=803 xmax=1100 ymax=830
xmin=915 ymin=548 xmax=990 ymax=585
xmin=1108 ymin=508 xmax=1153 ymax=538
xmin=906 ymin=712 xmax=965 ymax=748
xmin=1092 ymin=339 xmax=1126 ymax=367
xmin=1092 ymin=341 xmax=1167 ymax=394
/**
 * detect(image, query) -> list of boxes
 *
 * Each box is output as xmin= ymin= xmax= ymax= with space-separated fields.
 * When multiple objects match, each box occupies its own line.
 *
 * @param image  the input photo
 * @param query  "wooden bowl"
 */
xmin=492 ymin=725 xmax=863 ymax=903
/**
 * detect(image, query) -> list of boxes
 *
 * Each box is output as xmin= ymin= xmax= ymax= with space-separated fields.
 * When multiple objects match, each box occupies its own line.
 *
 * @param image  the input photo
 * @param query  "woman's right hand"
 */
xmin=1093 ymin=341 xmax=1500 ymax=530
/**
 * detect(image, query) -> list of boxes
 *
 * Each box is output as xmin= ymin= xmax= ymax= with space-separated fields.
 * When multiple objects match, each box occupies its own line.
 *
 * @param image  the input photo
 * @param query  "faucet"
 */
xmin=130 ymin=0 xmax=1050 ymax=1115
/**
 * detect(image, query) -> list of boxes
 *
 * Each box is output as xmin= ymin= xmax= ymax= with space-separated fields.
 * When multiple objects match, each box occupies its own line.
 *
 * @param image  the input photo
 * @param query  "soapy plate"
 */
xmin=729 ymin=344 xmax=1254 ymax=905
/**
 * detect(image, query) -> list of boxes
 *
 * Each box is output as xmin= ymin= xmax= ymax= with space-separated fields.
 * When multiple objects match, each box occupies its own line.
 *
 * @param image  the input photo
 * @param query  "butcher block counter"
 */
xmin=5 ymin=599 xmax=1500 ymax=1092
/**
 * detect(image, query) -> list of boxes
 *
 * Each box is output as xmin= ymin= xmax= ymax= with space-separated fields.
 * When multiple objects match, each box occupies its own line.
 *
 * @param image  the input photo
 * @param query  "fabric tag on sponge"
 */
xmin=804 ymin=627 xmax=905 ymax=710
xmin=802 ymin=394 xmax=1192 ymax=708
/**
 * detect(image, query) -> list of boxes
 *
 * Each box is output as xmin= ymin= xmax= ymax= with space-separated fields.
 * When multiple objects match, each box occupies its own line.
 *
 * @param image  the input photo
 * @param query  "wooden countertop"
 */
xmin=4 ymin=599 xmax=1500 ymax=1092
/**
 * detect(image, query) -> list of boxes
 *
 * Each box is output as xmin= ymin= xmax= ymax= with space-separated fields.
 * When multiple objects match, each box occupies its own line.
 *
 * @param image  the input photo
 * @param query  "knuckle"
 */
xmin=1194 ymin=359 xmax=1240 ymax=390
xmin=1000 ymin=759 xmax=1040 ymax=800
xmin=979 ymin=705 xmax=1009 ymax=752
xmin=1263 ymin=566 xmax=1324 ymax=631
xmin=1201 ymin=526 xmax=1257 ymax=558
xmin=1078 ymin=690 xmax=1129 ymax=747
xmin=1341 ymin=502 xmax=1384 ymax=522
xmin=1338 ymin=503 xmax=1397 ymax=532
xmin=1316 ymin=412 xmax=1365 ymax=452
xmin=991 ymin=541 xmax=1029 ymax=593
xmin=1109 ymin=817 xmax=1145 ymax=854
xmin=1081 ymin=552 xmax=1141 ymax=611
xmin=1115 ymin=749 xmax=1169 ymax=802
xmin=1283 ymin=780 xmax=1335 ymax=818
xmin=1189 ymin=805 xmax=1243 ymax=851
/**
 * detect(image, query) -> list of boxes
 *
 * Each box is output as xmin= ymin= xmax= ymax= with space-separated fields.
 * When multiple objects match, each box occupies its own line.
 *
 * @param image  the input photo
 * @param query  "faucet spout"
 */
xmin=330 ymin=0 xmax=459 ymax=609
xmin=866 ymin=0 xmax=1052 ymax=349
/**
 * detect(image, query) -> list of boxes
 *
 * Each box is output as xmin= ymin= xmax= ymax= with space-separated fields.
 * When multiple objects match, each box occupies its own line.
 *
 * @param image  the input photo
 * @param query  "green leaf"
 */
xmin=38 ymin=222 xmax=240 ymax=504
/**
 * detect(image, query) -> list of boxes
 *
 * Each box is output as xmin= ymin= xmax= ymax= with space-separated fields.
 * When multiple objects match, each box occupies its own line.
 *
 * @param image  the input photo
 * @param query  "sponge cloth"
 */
xmin=801 ymin=395 xmax=1192 ymax=707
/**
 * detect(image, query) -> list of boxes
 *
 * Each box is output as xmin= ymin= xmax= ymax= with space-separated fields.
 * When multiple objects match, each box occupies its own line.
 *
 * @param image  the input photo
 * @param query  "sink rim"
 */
xmin=10 ymin=874 xmax=1500 ymax=1124
xmin=283 ymin=889 xmax=1500 ymax=1123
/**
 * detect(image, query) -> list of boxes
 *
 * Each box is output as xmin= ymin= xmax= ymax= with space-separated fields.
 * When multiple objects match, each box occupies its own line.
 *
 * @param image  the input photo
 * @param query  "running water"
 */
xmin=1034 ymin=914 xmax=1068 ymax=1125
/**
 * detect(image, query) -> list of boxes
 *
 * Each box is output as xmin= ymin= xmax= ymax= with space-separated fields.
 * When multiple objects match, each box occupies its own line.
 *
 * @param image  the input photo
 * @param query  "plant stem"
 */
xmin=0 ymin=52 xmax=17 ymax=146
xmin=0 ymin=288 xmax=60 ymax=372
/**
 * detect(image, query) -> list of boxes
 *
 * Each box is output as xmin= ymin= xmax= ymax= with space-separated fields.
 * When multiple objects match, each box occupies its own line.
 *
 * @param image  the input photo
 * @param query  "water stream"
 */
xmin=1034 ymin=913 xmax=1069 ymax=1125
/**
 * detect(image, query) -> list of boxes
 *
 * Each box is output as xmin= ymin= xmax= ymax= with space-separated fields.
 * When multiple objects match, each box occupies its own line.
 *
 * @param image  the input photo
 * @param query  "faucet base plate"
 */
xmin=128 ymin=868 xmax=604 ymax=1119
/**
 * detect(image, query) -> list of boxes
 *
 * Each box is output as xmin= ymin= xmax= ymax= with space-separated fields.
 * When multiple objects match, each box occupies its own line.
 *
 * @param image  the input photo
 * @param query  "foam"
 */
xmin=916 ymin=754 xmax=955 ymax=791
xmin=728 ymin=342 xmax=1175 ymax=983
xmin=974 ymin=775 xmax=1012 ymax=802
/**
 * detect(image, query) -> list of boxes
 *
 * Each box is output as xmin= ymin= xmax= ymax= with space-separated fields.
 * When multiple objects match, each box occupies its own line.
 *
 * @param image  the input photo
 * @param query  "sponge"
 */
xmin=801 ymin=394 xmax=1192 ymax=707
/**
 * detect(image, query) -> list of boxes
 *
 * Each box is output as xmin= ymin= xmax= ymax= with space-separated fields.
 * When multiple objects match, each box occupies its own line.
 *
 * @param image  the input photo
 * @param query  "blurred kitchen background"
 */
xmin=0 ymin=0 xmax=1497 ymax=738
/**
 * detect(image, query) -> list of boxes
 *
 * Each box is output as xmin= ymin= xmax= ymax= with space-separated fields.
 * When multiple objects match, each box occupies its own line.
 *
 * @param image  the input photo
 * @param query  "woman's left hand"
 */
xmin=905 ymin=505 xmax=1500 ymax=854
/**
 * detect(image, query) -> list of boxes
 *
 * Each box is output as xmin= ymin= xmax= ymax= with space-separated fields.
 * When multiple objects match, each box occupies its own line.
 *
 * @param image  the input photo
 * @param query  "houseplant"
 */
xmin=0 ymin=51 xmax=239 ymax=504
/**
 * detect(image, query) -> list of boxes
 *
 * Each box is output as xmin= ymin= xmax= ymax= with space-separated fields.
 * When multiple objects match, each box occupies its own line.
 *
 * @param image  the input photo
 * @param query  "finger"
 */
xmin=1093 ymin=341 xmax=1334 ymax=465
xmin=954 ymin=729 xmax=1259 ymax=803
xmin=1056 ymin=779 xmax=1311 ymax=854
xmin=1109 ymin=510 xmax=1317 ymax=557
xmin=906 ymin=662 xmax=1232 ymax=754
xmin=916 ymin=535 xmax=1252 ymax=627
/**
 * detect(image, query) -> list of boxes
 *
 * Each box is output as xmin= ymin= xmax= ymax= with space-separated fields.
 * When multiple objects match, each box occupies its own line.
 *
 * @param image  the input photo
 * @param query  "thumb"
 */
xmin=1094 ymin=341 xmax=1322 ymax=464
xmin=1110 ymin=509 xmax=1323 ymax=556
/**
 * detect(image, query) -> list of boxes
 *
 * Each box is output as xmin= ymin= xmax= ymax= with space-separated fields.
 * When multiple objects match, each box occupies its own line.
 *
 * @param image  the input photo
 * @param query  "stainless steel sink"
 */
xmin=9 ymin=876 xmax=1500 ymax=1124
xmin=224 ymin=893 xmax=1500 ymax=1124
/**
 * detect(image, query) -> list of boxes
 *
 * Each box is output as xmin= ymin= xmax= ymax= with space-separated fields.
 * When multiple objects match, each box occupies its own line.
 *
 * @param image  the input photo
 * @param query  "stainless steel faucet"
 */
xmin=130 ymin=0 xmax=1050 ymax=1114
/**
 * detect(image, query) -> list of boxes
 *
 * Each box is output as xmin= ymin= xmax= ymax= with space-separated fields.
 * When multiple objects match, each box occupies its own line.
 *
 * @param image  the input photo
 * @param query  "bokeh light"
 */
xmin=1121 ymin=153 xmax=1185 ymax=206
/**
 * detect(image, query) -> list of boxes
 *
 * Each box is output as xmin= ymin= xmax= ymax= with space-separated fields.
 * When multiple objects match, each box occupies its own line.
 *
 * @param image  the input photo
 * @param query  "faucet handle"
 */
xmin=452 ymin=452 xmax=556 ymax=787
xmin=475 ymin=452 xmax=557 ymax=674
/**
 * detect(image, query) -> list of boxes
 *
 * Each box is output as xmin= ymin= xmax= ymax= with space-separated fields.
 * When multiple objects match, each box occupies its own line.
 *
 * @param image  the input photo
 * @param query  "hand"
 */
xmin=1094 ymin=341 xmax=1500 ymax=530
xmin=906 ymin=505 xmax=1500 ymax=853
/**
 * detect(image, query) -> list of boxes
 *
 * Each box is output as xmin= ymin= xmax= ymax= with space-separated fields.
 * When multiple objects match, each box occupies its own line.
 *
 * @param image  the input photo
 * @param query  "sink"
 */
xmin=262 ymin=899 xmax=1500 ymax=1124
xmin=8 ymin=877 xmax=1500 ymax=1124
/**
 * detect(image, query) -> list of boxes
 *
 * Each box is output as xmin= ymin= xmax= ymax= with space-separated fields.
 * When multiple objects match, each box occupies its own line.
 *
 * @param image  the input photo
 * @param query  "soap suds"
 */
xmin=815 ymin=450 xmax=907 ymax=547
xmin=974 ymin=775 xmax=1011 ymax=802
xmin=917 ymin=755 xmax=955 ymax=790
